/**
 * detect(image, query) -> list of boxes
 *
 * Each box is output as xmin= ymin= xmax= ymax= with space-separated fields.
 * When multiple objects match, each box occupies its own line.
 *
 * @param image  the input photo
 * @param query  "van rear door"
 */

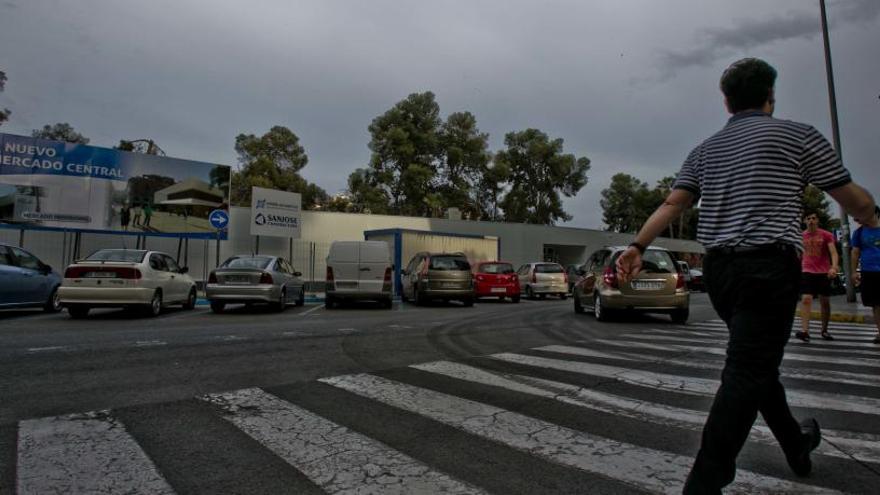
xmin=358 ymin=242 xmax=390 ymax=293
xmin=328 ymin=242 xmax=360 ymax=290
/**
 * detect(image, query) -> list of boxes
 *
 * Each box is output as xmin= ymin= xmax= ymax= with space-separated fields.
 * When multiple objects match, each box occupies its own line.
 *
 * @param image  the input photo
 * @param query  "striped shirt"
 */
xmin=673 ymin=111 xmax=851 ymax=250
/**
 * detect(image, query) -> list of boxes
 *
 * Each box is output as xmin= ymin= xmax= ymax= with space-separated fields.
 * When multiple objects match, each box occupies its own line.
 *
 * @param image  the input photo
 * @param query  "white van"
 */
xmin=325 ymin=241 xmax=393 ymax=309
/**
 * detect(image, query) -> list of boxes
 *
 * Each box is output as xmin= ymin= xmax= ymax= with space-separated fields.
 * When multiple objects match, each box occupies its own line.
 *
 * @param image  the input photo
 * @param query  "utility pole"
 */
xmin=819 ymin=0 xmax=855 ymax=302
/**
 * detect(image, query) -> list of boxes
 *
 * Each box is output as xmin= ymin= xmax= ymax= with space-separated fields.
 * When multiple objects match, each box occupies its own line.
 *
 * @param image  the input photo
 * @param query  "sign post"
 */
xmin=209 ymin=209 xmax=229 ymax=268
xmin=250 ymin=187 xmax=302 ymax=240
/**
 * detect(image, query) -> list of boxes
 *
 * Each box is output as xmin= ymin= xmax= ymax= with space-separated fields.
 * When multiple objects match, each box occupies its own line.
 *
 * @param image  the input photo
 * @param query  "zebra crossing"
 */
xmin=7 ymin=319 xmax=880 ymax=494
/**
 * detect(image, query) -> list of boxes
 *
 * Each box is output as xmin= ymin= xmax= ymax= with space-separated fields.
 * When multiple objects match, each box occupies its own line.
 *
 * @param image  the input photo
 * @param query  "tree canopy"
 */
xmin=0 ymin=71 xmax=9 ymax=127
xmin=803 ymin=184 xmax=840 ymax=230
xmin=600 ymin=173 xmax=697 ymax=239
xmin=31 ymin=122 xmax=90 ymax=144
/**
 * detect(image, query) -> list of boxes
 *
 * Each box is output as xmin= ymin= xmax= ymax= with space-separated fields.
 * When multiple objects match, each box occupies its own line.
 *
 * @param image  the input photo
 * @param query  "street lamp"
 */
xmin=819 ymin=0 xmax=856 ymax=302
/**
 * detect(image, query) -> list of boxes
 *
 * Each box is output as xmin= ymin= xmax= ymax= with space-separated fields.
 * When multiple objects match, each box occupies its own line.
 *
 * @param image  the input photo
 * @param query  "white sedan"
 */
xmin=59 ymin=249 xmax=197 ymax=318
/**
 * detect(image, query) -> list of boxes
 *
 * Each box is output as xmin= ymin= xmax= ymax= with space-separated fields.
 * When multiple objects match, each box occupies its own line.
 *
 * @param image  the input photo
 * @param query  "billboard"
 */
xmin=0 ymin=133 xmax=231 ymax=239
xmin=250 ymin=186 xmax=301 ymax=239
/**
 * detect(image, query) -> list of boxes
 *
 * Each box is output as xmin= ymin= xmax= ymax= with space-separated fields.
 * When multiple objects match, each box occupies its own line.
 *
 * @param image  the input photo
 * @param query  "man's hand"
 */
xmin=616 ymin=246 xmax=642 ymax=284
xmin=828 ymin=266 xmax=838 ymax=279
xmin=852 ymin=272 xmax=862 ymax=287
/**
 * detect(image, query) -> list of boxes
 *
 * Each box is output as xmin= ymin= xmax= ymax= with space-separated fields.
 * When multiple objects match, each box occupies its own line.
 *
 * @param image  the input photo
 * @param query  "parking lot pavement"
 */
xmin=3 ymin=312 xmax=879 ymax=494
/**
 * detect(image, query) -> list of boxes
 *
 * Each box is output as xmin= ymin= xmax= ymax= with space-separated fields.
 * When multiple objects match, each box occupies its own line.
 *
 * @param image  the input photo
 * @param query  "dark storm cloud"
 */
xmin=657 ymin=0 xmax=880 ymax=78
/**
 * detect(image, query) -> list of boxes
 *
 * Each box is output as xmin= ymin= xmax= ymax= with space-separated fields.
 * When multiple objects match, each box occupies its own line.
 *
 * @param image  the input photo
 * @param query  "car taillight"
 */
xmin=208 ymin=272 xmax=218 ymax=284
xmin=531 ymin=272 xmax=537 ymax=284
xmin=116 ymin=268 xmax=142 ymax=279
xmin=563 ymin=272 xmax=569 ymax=284
xmin=259 ymin=272 xmax=273 ymax=284
xmin=602 ymin=267 xmax=618 ymax=289
xmin=675 ymin=273 xmax=686 ymax=290
xmin=476 ymin=274 xmax=485 ymax=282
xmin=511 ymin=274 xmax=518 ymax=283
xmin=326 ymin=266 xmax=334 ymax=283
xmin=384 ymin=267 xmax=392 ymax=282
xmin=65 ymin=266 xmax=87 ymax=278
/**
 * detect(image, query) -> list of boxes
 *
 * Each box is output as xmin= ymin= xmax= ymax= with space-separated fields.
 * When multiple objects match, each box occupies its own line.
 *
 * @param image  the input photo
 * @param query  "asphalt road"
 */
xmin=2 ymin=293 xmax=878 ymax=494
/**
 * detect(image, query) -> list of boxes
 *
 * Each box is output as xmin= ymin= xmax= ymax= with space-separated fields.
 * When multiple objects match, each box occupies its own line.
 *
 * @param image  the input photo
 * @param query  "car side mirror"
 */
xmin=41 ymin=264 xmax=53 ymax=275
xmin=293 ymin=271 xmax=302 ymax=277
xmin=179 ymin=267 xmax=189 ymax=274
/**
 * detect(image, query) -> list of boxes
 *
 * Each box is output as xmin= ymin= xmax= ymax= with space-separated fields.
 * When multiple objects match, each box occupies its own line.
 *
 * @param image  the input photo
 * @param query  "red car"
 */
xmin=473 ymin=261 xmax=521 ymax=302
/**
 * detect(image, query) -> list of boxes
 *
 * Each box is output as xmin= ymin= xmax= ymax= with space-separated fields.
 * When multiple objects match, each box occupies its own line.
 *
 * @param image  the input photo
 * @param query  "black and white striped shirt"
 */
xmin=673 ymin=111 xmax=851 ymax=250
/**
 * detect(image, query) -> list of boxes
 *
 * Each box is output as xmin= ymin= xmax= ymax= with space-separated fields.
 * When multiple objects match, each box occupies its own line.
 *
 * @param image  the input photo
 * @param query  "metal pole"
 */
xmin=176 ymin=236 xmax=183 ymax=264
xmin=820 ymin=0 xmax=855 ymax=302
xmin=289 ymin=237 xmax=293 ymax=265
xmin=215 ymin=231 xmax=221 ymax=268
xmin=18 ymin=228 xmax=24 ymax=248
xmin=184 ymin=238 xmax=189 ymax=268
xmin=255 ymin=235 xmax=260 ymax=255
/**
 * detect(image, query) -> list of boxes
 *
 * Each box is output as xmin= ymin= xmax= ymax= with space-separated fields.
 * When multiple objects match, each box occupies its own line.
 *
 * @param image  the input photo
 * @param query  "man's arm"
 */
xmin=617 ymin=188 xmax=695 ymax=283
xmin=827 ymin=239 xmax=839 ymax=278
xmin=827 ymin=183 xmax=878 ymax=227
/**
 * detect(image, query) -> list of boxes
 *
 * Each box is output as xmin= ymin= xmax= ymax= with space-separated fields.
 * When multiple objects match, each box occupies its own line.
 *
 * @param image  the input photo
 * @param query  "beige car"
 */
xmin=517 ymin=262 xmax=568 ymax=300
xmin=400 ymin=252 xmax=474 ymax=306
xmin=572 ymin=246 xmax=689 ymax=323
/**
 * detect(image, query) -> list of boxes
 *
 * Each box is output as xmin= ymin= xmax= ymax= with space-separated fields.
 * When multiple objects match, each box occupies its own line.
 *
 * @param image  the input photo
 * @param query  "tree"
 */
xmin=475 ymin=160 xmax=510 ymax=221
xmin=346 ymin=168 xmax=390 ymax=214
xmin=32 ymin=122 xmax=89 ymax=144
xmin=0 ymin=70 xmax=9 ymax=127
xmin=230 ymin=126 xmax=328 ymax=209
xmin=367 ymin=92 xmax=442 ymax=216
xmin=600 ymin=173 xmax=650 ymax=233
xmin=803 ymin=184 xmax=839 ymax=230
xmin=497 ymin=129 xmax=590 ymax=225
xmin=437 ymin=111 xmax=491 ymax=218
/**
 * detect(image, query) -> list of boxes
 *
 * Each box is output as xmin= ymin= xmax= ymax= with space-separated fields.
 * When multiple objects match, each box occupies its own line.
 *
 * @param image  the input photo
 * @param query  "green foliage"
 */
xmin=0 ymin=70 xmax=9 ymax=126
xmin=600 ymin=174 xmax=698 ymax=239
xmin=346 ymin=168 xmax=390 ymax=214
xmin=367 ymin=92 xmax=442 ymax=216
xmin=230 ymin=126 xmax=327 ymax=209
xmin=31 ymin=122 xmax=89 ymax=144
xmin=802 ymin=184 xmax=839 ymax=230
xmin=437 ymin=111 xmax=491 ymax=219
xmin=497 ymin=129 xmax=590 ymax=225
xmin=475 ymin=161 xmax=510 ymax=221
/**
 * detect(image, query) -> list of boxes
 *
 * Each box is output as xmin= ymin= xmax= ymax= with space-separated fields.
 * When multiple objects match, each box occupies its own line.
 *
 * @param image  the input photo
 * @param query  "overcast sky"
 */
xmin=1 ymin=0 xmax=878 ymax=229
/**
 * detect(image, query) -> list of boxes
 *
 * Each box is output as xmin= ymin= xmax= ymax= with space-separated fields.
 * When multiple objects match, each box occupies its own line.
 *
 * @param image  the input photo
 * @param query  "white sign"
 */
xmin=250 ymin=186 xmax=301 ymax=238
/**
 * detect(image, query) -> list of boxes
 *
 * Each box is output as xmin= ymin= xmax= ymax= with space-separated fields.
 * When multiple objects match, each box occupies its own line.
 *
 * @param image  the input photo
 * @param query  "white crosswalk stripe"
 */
xmin=9 ymin=317 xmax=877 ymax=494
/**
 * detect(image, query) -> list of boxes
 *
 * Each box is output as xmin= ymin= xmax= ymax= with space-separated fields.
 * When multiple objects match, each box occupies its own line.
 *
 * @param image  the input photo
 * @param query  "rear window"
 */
xmin=429 ymin=256 xmax=471 ymax=271
xmin=222 ymin=257 xmax=272 ymax=269
xmin=479 ymin=263 xmax=514 ymax=274
xmin=535 ymin=264 xmax=564 ymax=273
xmin=611 ymin=250 xmax=675 ymax=274
xmin=85 ymin=250 xmax=147 ymax=262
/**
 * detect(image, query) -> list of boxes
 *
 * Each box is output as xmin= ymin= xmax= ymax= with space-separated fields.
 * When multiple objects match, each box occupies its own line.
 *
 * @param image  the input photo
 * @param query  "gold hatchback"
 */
xmin=572 ymin=246 xmax=689 ymax=323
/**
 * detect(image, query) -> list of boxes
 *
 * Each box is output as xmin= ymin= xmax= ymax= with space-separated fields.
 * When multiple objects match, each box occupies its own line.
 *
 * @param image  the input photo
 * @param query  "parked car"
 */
xmin=517 ymin=262 xmax=568 ymax=300
xmin=688 ymin=268 xmax=705 ymax=292
xmin=59 ymin=249 xmax=197 ymax=318
xmin=473 ymin=261 xmax=520 ymax=302
xmin=207 ymin=255 xmax=305 ymax=313
xmin=325 ymin=241 xmax=393 ymax=309
xmin=572 ymin=246 xmax=690 ymax=323
xmin=0 ymin=243 xmax=62 ymax=313
xmin=401 ymin=252 xmax=474 ymax=306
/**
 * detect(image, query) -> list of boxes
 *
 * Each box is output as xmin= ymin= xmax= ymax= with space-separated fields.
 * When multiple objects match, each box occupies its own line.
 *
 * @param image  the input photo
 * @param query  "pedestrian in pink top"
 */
xmin=796 ymin=211 xmax=839 ymax=342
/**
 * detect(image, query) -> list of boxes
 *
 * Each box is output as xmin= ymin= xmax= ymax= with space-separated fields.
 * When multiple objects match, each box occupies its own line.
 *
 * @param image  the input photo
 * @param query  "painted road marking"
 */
xmin=17 ymin=411 xmax=173 ymax=495
xmin=134 ymin=340 xmax=167 ymax=347
xmin=203 ymin=388 xmax=485 ymax=495
xmin=25 ymin=346 xmax=68 ymax=353
xmin=322 ymin=373 xmax=836 ymax=494
xmin=300 ymin=304 xmax=323 ymax=316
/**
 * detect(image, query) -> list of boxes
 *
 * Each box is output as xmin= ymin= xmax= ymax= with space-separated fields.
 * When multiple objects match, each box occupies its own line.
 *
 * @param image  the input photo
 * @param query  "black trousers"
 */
xmin=687 ymin=247 xmax=804 ymax=492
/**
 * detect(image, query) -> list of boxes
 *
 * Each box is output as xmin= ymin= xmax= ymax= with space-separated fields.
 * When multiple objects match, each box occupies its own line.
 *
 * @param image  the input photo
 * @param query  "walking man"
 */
xmin=851 ymin=206 xmax=880 ymax=344
xmin=615 ymin=58 xmax=877 ymax=493
xmin=796 ymin=211 xmax=839 ymax=342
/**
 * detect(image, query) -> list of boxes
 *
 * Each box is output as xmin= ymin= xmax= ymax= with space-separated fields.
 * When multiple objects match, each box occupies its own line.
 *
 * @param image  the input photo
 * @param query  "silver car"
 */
xmin=517 ymin=262 xmax=568 ymax=300
xmin=59 ymin=249 xmax=197 ymax=318
xmin=206 ymin=255 xmax=305 ymax=313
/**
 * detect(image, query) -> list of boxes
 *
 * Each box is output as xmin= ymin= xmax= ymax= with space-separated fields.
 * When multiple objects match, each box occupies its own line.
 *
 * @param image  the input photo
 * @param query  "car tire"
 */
xmin=463 ymin=297 xmax=474 ymax=307
xmin=296 ymin=288 xmax=305 ymax=307
xmin=68 ymin=305 xmax=90 ymax=319
xmin=559 ymin=293 xmax=567 ymax=300
xmin=574 ymin=291 xmax=585 ymax=314
xmin=594 ymin=293 xmax=611 ymax=322
xmin=210 ymin=301 xmax=225 ymax=314
xmin=526 ymin=286 xmax=535 ymax=300
xmin=671 ymin=308 xmax=689 ymax=324
xmin=415 ymin=287 xmax=426 ymax=306
xmin=325 ymin=294 xmax=336 ymax=309
xmin=145 ymin=290 xmax=163 ymax=317
xmin=539 ymin=293 xmax=546 ymax=300
xmin=44 ymin=287 xmax=63 ymax=313
xmin=511 ymin=295 xmax=520 ymax=303
xmin=401 ymin=291 xmax=409 ymax=303
xmin=382 ymin=297 xmax=393 ymax=309
xmin=274 ymin=289 xmax=287 ymax=312
xmin=183 ymin=287 xmax=197 ymax=310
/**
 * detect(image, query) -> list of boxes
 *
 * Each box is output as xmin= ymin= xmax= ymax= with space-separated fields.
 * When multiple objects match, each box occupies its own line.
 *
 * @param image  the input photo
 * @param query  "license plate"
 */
xmin=632 ymin=281 xmax=665 ymax=290
xmin=85 ymin=272 xmax=115 ymax=278
xmin=336 ymin=281 xmax=358 ymax=289
xmin=490 ymin=287 xmax=506 ymax=293
xmin=442 ymin=282 xmax=460 ymax=288
xmin=224 ymin=276 xmax=251 ymax=284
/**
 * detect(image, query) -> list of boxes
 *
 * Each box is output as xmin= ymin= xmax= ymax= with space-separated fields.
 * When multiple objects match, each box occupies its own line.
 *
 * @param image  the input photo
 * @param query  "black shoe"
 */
xmin=820 ymin=332 xmax=834 ymax=341
xmin=787 ymin=418 xmax=821 ymax=477
xmin=794 ymin=331 xmax=810 ymax=343
xmin=682 ymin=470 xmax=722 ymax=495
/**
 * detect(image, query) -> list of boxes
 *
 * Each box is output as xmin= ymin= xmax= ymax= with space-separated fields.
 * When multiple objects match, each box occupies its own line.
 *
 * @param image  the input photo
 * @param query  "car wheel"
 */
xmin=325 ymin=294 xmax=336 ymax=309
xmin=497 ymin=296 xmax=503 ymax=302
xmin=68 ymin=305 xmax=90 ymax=319
xmin=401 ymin=291 xmax=409 ymax=303
xmin=526 ymin=286 xmax=535 ymax=300
xmin=511 ymin=294 xmax=520 ymax=303
xmin=671 ymin=308 xmax=689 ymax=324
xmin=183 ymin=287 xmax=197 ymax=310
xmin=594 ymin=293 xmax=611 ymax=322
xmin=382 ymin=297 xmax=393 ymax=309
xmin=573 ymin=291 xmax=584 ymax=314
xmin=296 ymin=288 xmax=305 ymax=307
xmin=274 ymin=289 xmax=287 ymax=312
xmin=145 ymin=290 xmax=163 ymax=317
xmin=539 ymin=293 xmax=546 ymax=300
xmin=415 ymin=286 xmax=426 ymax=306
xmin=463 ymin=297 xmax=474 ymax=307
xmin=210 ymin=301 xmax=225 ymax=314
xmin=44 ymin=287 xmax=63 ymax=313
xmin=559 ymin=293 xmax=567 ymax=300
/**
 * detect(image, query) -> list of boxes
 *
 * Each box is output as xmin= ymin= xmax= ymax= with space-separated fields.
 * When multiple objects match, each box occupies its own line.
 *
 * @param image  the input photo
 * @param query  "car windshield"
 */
xmin=535 ymin=264 xmax=563 ymax=273
xmin=480 ymin=263 xmax=514 ymax=274
xmin=85 ymin=250 xmax=147 ymax=262
xmin=222 ymin=257 xmax=272 ymax=269
xmin=611 ymin=250 xmax=675 ymax=274
xmin=429 ymin=256 xmax=470 ymax=271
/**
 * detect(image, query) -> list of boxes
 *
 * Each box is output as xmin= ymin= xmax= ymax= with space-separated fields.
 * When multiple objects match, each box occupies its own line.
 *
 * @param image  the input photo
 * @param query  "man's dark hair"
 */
xmin=720 ymin=58 xmax=777 ymax=113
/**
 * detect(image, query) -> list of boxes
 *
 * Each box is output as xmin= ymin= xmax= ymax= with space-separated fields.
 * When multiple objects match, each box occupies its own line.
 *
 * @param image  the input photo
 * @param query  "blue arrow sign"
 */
xmin=208 ymin=209 xmax=229 ymax=230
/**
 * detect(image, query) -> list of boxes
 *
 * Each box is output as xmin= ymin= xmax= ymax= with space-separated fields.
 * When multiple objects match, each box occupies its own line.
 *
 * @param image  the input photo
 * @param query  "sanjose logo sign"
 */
xmin=254 ymin=212 xmax=297 ymax=228
xmin=255 ymin=199 xmax=267 ymax=209
xmin=254 ymin=213 xmax=267 ymax=225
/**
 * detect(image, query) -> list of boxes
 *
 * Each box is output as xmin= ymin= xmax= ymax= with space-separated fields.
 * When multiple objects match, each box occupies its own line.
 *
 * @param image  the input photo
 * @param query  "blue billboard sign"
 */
xmin=0 ymin=133 xmax=231 ymax=239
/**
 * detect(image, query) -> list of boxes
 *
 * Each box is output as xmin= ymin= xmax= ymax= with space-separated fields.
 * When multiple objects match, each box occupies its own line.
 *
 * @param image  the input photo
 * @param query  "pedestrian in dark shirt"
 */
xmin=851 ymin=206 xmax=880 ymax=344
xmin=616 ymin=58 xmax=878 ymax=494
xmin=120 ymin=205 xmax=131 ymax=231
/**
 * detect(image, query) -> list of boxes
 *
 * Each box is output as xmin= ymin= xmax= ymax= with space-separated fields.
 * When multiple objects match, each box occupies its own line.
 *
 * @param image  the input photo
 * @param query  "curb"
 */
xmin=808 ymin=311 xmax=874 ymax=325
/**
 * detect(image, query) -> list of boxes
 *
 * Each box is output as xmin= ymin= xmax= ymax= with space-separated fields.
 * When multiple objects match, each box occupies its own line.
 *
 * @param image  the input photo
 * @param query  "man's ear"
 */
xmin=723 ymin=97 xmax=733 ymax=114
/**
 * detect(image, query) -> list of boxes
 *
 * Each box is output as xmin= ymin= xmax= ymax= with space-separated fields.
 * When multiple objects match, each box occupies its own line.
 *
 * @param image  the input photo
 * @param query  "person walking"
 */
xmin=132 ymin=205 xmax=142 ymax=227
xmin=851 ymin=206 xmax=880 ymax=344
xmin=796 ymin=211 xmax=839 ymax=342
xmin=120 ymin=205 xmax=131 ymax=231
xmin=143 ymin=203 xmax=154 ymax=228
xmin=615 ymin=58 xmax=877 ymax=494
